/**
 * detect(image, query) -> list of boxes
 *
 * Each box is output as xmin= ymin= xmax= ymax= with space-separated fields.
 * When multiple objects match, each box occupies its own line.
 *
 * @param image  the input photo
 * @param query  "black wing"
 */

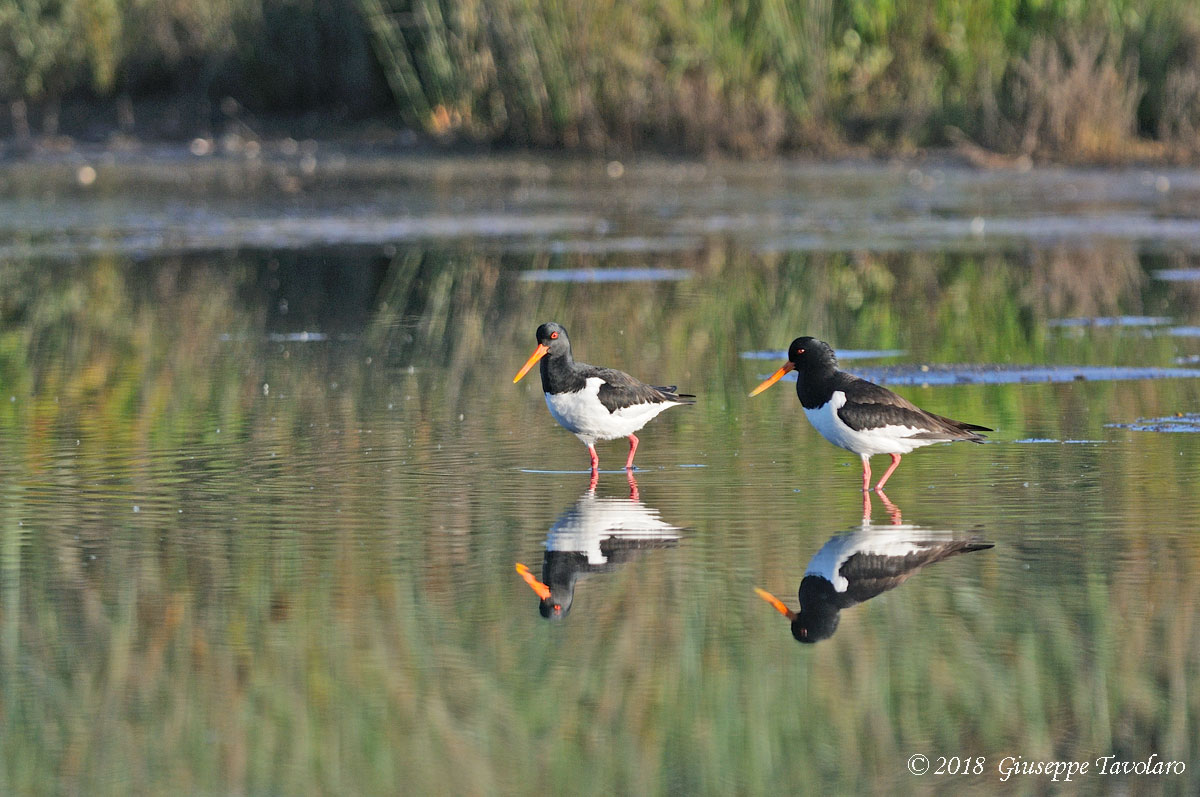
xmin=838 ymin=538 xmax=994 ymax=603
xmin=837 ymin=376 xmax=990 ymax=440
xmin=589 ymin=366 xmax=696 ymax=413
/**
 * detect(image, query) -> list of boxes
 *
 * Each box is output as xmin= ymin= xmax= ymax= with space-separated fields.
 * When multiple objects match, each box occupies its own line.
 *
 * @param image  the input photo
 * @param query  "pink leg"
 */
xmin=861 ymin=489 xmax=872 ymax=521
xmin=588 ymin=443 xmax=599 ymax=473
xmin=588 ymin=468 xmax=599 ymax=493
xmin=625 ymin=433 xmax=639 ymax=470
xmin=626 ymin=470 xmax=640 ymax=502
xmin=875 ymin=453 xmax=902 ymax=491
xmin=861 ymin=455 xmax=872 ymax=492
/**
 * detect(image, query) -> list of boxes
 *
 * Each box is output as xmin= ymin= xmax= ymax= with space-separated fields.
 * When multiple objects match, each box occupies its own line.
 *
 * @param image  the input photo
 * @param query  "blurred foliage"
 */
xmin=7 ymin=0 xmax=1200 ymax=156
xmin=358 ymin=0 xmax=829 ymax=153
xmin=0 ymin=0 xmax=382 ymax=130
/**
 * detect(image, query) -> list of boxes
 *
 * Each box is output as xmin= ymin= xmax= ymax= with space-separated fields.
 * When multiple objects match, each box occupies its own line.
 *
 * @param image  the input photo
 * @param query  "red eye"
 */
xmin=550 ymin=331 xmax=559 ymax=339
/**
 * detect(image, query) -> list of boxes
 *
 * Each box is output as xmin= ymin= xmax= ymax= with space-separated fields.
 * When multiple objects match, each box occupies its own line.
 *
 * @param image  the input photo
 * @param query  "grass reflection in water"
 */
xmin=0 ymin=238 xmax=1197 ymax=794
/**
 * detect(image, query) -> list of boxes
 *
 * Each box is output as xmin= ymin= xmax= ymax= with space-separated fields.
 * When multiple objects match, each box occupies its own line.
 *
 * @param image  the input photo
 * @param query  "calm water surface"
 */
xmin=1 ymin=154 xmax=1199 ymax=794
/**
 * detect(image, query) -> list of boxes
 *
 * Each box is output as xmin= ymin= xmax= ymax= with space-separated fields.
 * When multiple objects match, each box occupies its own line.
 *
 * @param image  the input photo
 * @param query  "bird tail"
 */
xmin=930 ymin=537 xmax=995 ymax=565
xmin=959 ymin=422 xmax=993 ymax=433
xmin=961 ymin=538 xmax=995 ymax=553
xmin=927 ymin=414 xmax=991 ymax=442
xmin=655 ymin=386 xmax=697 ymax=404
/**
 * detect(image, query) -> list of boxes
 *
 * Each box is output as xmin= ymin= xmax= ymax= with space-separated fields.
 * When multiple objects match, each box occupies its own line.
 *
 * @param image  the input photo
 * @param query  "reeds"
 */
xmin=354 ymin=0 xmax=1200 ymax=158
xmin=9 ymin=0 xmax=1200 ymax=158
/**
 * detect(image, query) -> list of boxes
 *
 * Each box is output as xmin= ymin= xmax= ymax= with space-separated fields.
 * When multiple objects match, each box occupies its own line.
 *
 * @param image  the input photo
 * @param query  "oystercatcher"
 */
xmin=514 ymin=322 xmax=695 ymax=472
xmin=755 ymin=524 xmax=994 ymax=642
xmin=514 ymin=474 xmax=680 ymax=620
xmin=749 ymin=337 xmax=990 ymax=490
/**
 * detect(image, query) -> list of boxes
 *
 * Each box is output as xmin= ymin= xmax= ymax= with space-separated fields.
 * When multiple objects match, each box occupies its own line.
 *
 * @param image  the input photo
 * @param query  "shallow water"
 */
xmin=2 ymin=154 xmax=1199 ymax=794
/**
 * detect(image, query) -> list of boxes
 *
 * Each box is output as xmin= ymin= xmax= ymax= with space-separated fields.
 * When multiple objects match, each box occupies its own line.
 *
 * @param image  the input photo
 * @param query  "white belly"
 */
xmin=804 ymin=390 xmax=938 ymax=456
xmin=546 ymin=494 xmax=681 ymax=564
xmin=545 ymin=378 xmax=678 ymax=444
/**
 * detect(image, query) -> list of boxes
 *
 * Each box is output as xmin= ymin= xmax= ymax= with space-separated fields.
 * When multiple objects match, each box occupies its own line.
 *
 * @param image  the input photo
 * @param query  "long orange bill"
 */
xmin=748 ymin=361 xmax=795 ymax=396
xmin=515 ymin=563 xmax=552 ymax=600
xmin=755 ymin=587 xmax=797 ymax=620
xmin=513 ymin=344 xmax=550 ymax=383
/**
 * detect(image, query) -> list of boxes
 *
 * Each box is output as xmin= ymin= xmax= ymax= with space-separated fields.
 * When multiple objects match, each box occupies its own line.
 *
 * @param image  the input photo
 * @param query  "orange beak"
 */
xmin=749 ymin=361 xmax=795 ymax=396
xmin=515 ymin=563 xmax=552 ymax=600
xmin=513 ymin=343 xmax=550 ymax=383
xmin=755 ymin=587 xmax=797 ymax=620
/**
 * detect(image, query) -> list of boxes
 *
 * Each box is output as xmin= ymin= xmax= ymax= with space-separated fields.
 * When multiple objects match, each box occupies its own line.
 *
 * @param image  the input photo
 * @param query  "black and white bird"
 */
xmin=514 ymin=322 xmax=695 ymax=473
xmin=749 ymin=337 xmax=991 ymax=491
xmin=755 ymin=524 xmax=994 ymax=642
xmin=515 ymin=475 xmax=680 ymax=620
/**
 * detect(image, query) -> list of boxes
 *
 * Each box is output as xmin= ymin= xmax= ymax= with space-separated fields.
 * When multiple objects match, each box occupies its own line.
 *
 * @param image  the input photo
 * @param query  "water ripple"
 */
xmin=756 ymin=363 xmax=1200 ymax=386
xmin=519 ymin=267 xmax=693 ymax=283
xmin=1107 ymin=414 xmax=1200 ymax=432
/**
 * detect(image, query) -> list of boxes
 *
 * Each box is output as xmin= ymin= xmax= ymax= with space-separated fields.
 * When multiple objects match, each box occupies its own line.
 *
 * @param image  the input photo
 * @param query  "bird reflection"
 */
xmin=515 ymin=473 xmax=680 ymax=620
xmin=756 ymin=494 xmax=993 ymax=643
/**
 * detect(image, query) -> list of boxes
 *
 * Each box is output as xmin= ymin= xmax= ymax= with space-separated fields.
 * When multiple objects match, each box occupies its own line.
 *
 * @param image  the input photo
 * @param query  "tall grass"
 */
xmin=356 ymin=0 xmax=831 ymax=153
xmin=7 ymin=0 xmax=1200 ymax=157
xmin=332 ymin=0 xmax=1200 ymax=157
xmin=0 ymin=0 xmax=380 ymax=138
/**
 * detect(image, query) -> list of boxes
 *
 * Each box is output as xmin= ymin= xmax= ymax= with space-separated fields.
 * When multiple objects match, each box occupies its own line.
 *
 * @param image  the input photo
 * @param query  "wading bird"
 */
xmin=514 ymin=322 xmax=694 ymax=474
xmin=749 ymin=337 xmax=990 ymax=491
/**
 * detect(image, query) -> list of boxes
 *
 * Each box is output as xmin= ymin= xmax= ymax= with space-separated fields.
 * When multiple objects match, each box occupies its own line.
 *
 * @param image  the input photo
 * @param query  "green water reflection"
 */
xmin=2 ymin=229 xmax=1199 ymax=793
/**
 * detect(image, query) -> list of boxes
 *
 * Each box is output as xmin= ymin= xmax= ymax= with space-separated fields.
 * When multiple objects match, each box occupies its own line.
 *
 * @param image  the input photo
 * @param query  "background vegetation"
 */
xmin=7 ymin=0 xmax=1200 ymax=159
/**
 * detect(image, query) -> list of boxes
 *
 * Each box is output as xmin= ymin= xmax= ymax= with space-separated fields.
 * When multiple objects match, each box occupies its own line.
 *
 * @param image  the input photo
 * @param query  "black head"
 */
xmin=514 ymin=323 xmax=573 ymax=383
xmin=538 ymin=591 xmax=573 ymax=621
xmin=749 ymin=337 xmax=839 ymax=397
xmin=754 ymin=586 xmax=841 ymax=643
xmin=788 ymin=337 xmax=837 ymax=370
xmin=534 ymin=551 xmax=584 ymax=621
xmin=535 ymin=322 xmax=571 ymax=356
xmin=791 ymin=605 xmax=841 ymax=643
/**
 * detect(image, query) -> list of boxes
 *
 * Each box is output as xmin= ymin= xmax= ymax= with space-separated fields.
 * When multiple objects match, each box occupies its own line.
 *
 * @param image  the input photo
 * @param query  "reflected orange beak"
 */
xmin=513 ymin=344 xmax=550 ymax=383
xmin=515 ymin=563 xmax=552 ymax=600
xmin=749 ymin=361 xmax=795 ymax=396
xmin=755 ymin=587 xmax=798 ymax=621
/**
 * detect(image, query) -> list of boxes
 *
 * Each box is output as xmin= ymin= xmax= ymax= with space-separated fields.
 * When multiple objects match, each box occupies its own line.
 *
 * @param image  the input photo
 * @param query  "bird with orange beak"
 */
xmin=750 ymin=337 xmax=990 ymax=491
xmin=514 ymin=322 xmax=694 ymax=474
